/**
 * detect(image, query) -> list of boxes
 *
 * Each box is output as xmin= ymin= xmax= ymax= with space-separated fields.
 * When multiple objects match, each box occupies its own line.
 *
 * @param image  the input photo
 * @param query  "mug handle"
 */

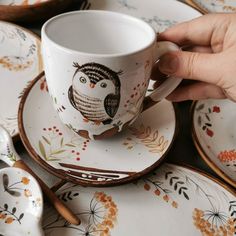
xmin=143 ymin=41 xmax=182 ymax=111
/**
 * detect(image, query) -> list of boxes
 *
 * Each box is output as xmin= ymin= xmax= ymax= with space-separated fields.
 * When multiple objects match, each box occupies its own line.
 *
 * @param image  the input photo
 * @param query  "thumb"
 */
xmin=158 ymin=51 xmax=222 ymax=85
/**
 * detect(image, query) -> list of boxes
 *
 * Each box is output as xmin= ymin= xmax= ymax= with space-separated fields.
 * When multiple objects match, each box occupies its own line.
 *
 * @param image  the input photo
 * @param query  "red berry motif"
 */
xmin=213 ymin=106 xmax=220 ymax=113
xmin=206 ymin=128 xmax=214 ymax=137
xmin=40 ymin=126 xmax=90 ymax=162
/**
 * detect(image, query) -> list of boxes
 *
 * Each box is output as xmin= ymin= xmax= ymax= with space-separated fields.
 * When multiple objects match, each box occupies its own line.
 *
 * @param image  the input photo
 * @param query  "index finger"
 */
xmin=157 ymin=13 xmax=231 ymax=46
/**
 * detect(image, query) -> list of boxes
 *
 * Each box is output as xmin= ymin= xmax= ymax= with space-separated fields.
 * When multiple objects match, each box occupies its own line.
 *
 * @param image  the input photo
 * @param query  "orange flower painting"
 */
xmin=193 ymin=208 xmax=235 ymax=236
xmin=218 ymin=150 xmax=236 ymax=163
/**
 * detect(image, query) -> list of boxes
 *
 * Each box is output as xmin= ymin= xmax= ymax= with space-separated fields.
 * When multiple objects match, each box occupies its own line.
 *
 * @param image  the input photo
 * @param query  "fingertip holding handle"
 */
xmin=13 ymin=160 xmax=81 ymax=225
xmin=143 ymin=41 xmax=182 ymax=110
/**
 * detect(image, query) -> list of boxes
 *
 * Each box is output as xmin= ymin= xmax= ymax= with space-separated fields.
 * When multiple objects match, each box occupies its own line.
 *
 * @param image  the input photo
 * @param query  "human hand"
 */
xmin=154 ymin=13 xmax=236 ymax=102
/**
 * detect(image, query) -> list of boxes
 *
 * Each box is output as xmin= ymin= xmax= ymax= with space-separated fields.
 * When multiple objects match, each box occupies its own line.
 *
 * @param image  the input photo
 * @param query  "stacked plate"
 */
xmin=192 ymin=99 xmax=236 ymax=188
xmin=0 ymin=0 xmax=75 ymax=22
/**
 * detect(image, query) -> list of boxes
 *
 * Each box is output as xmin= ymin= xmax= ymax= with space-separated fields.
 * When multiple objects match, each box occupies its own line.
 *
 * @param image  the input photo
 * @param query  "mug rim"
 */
xmin=41 ymin=10 xmax=156 ymax=58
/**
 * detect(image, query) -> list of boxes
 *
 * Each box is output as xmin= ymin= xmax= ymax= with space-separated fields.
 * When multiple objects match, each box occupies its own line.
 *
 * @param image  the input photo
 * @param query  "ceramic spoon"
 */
xmin=0 ymin=125 xmax=81 ymax=225
xmin=0 ymin=167 xmax=44 ymax=236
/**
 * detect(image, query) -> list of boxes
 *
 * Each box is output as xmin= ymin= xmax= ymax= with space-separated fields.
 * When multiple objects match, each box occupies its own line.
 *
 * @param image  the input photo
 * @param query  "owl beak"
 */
xmin=90 ymin=83 xmax=95 ymax=89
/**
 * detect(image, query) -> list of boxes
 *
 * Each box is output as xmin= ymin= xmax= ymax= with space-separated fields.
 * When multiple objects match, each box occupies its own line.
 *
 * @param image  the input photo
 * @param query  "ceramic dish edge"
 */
xmin=18 ymin=72 xmax=179 ymax=187
xmin=0 ymin=20 xmax=42 ymax=142
xmin=190 ymin=101 xmax=236 ymax=189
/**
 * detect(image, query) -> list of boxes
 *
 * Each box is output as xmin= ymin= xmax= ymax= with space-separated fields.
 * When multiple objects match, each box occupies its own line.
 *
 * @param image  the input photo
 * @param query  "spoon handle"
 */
xmin=13 ymin=160 xmax=81 ymax=225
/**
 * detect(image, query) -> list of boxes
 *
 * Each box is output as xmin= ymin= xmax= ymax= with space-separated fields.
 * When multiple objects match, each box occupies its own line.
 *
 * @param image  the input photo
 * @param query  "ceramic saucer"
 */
xmin=185 ymin=0 xmax=236 ymax=13
xmin=0 ymin=21 xmax=42 ymax=139
xmin=43 ymin=163 xmax=236 ymax=236
xmin=18 ymin=73 xmax=177 ymax=186
xmin=192 ymin=99 xmax=236 ymax=188
xmin=0 ymin=167 xmax=43 ymax=236
xmin=79 ymin=0 xmax=202 ymax=33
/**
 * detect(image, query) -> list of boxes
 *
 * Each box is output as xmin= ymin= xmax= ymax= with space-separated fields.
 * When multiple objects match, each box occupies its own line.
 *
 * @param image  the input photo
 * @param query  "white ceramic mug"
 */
xmin=41 ymin=10 xmax=181 ymax=140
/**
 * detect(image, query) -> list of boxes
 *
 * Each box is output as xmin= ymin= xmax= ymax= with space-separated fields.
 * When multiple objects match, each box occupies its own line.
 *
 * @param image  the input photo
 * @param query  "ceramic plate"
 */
xmin=192 ymin=99 xmax=236 ymax=188
xmin=0 ymin=167 xmax=43 ymax=236
xmin=43 ymin=163 xmax=236 ymax=236
xmin=0 ymin=0 xmax=48 ymax=5
xmin=0 ymin=0 xmax=75 ymax=23
xmin=80 ymin=0 xmax=202 ymax=33
xmin=0 ymin=21 xmax=42 ymax=139
xmin=19 ymin=73 xmax=177 ymax=186
xmin=185 ymin=0 xmax=236 ymax=13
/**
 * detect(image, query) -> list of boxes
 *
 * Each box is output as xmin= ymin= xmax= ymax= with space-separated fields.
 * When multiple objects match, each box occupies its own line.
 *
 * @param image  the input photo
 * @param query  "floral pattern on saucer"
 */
xmin=0 ymin=167 xmax=43 ymax=236
xmin=0 ymin=21 xmax=42 ymax=137
xmin=43 ymin=163 xmax=236 ymax=236
xmin=80 ymin=0 xmax=202 ymax=33
xmin=19 ymin=74 xmax=177 ymax=186
xmin=192 ymin=99 xmax=236 ymax=188
xmin=189 ymin=0 xmax=236 ymax=13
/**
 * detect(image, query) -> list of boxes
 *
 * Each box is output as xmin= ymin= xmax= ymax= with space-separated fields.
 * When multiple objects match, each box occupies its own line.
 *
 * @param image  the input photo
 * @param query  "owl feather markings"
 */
xmin=68 ymin=62 xmax=121 ymax=125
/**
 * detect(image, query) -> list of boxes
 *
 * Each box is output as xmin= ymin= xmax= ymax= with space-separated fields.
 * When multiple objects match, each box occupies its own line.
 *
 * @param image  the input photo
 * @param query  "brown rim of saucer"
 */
xmin=0 ymin=20 xmax=42 ymax=143
xmin=190 ymin=101 xmax=236 ymax=189
xmin=0 ymin=0 xmax=75 ymax=22
xmin=50 ymin=162 xmax=236 ymax=197
xmin=18 ymin=71 xmax=180 ymax=187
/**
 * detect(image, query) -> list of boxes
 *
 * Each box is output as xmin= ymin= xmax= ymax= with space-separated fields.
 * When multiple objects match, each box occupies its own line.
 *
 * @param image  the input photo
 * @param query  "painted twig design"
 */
xmin=2 ymin=174 xmax=31 ymax=198
xmin=123 ymin=124 xmax=169 ymax=154
xmin=38 ymin=126 xmax=89 ymax=161
xmin=196 ymin=104 xmax=221 ymax=137
xmin=0 ymin=204 xmax=24 ymax=225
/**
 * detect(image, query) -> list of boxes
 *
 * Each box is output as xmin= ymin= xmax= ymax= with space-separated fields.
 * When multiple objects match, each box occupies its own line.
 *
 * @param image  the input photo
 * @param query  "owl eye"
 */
xmin=100 ymin=82 xmax=107 ymax=88
xmin=80 ymin=76 xmax=87 ymax=83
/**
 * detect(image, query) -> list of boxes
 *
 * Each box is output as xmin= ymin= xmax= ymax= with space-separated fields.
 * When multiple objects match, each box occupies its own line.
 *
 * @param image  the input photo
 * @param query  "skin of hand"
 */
xmin=155 ymin=13 xmax=236 ymax=102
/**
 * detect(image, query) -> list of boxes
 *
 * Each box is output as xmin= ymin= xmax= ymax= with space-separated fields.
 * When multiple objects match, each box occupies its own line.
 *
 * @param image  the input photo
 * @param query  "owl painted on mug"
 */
xmin=68 ymin=62 xmax=121 ymax=125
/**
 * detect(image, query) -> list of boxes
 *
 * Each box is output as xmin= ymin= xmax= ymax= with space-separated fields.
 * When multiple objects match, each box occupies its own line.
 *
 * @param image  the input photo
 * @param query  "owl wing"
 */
xmin=68 ymin=86 xmax=78 ymax=110
xmin=104 ymin=93 xmax=120 ymax=118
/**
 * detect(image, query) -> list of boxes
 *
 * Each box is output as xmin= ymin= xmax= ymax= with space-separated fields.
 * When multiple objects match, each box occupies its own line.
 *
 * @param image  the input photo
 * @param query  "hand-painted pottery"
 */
xmin=0 ymin=0 xmax=75 ymax=22
xmin=40 ymin=0 xmax=202 ymax=140
xmin=80 ymin=0 xmax=202 ymax=33
xmin=0 ymin=21 xmax=42 ymax=140
xmin=0 ymin=167 xmax=43 ymax=236
xmin=185 ymin=0 xmax=236 ymax=13
xmin=41 ymin=10 xmax=182 ymax=140
xmin=18 ymin=73 xmax=177 ymax=186
xmin=192 ymin=99 xmax=236 ymax=188
xmin=43 ymin=163 xmax=236 ymax=236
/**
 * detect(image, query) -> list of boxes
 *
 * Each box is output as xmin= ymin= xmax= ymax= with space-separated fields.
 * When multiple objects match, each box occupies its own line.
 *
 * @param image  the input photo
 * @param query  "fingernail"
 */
xmin=158 ymin=54 xmax=179 ymax=74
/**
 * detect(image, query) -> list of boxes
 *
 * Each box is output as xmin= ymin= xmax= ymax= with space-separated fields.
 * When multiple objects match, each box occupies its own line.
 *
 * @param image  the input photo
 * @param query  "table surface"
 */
xmin=9 ymin=0 xmax=222 ymax=189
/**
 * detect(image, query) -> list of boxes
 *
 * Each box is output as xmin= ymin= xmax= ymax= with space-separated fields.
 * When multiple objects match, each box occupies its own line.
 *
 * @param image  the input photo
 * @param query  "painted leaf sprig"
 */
xmin=165 ymin=172 xmax=189 ymax=200
xmin=124 ymin=124 xmax=169 ymax=154
xmin=3 ymin=174 xmax=21 ymax=197
xmin=58 ymin=191 xmax=79 ymax=202
xmin=3 ymin=174 xmax=31 ymax=198
xmin=0 ymin=204 xmax=24 ymax=224
xmin=143 ymin=174 xmax=178 ymax=208
xmin=38 ymin=126 xmax=89 ymax=162
xmin=196 ymin=104 xmax=221 ymax=137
